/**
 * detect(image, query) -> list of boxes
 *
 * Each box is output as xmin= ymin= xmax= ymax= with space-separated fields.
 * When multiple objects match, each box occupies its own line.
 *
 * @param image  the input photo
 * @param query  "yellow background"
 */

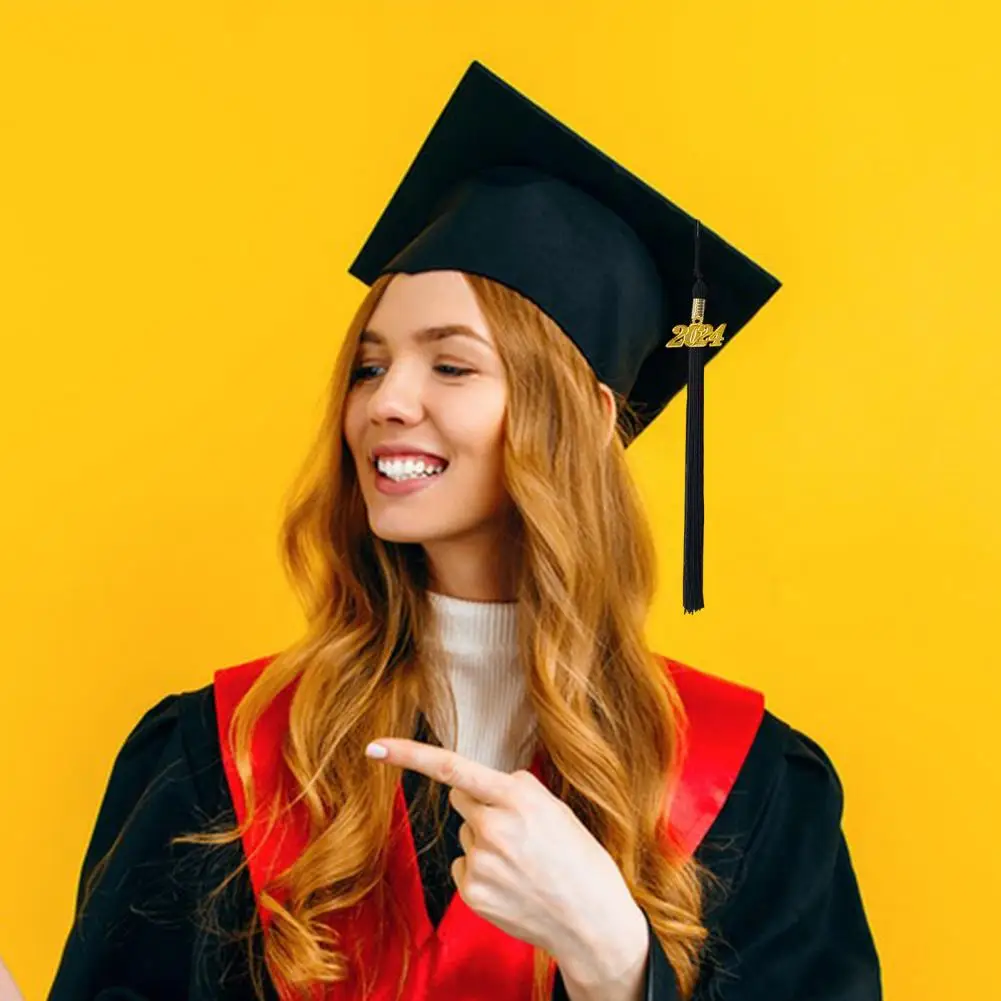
xmin=2 ymin=3 xmax=998 ymax=999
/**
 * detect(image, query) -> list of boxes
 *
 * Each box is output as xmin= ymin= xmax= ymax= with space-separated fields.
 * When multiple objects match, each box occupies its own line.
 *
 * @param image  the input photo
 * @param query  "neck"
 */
xmin=423 ymin=534 xmax=519 ymax=602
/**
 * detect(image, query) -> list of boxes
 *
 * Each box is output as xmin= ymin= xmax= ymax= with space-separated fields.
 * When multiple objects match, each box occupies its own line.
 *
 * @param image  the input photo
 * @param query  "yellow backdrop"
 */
xmin=2 ymin=3 xmax=998 ymax=999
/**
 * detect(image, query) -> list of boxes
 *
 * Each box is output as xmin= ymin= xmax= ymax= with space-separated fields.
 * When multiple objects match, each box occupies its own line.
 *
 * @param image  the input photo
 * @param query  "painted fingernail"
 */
xmin=365 ymin=742 xmax=389 ymax=759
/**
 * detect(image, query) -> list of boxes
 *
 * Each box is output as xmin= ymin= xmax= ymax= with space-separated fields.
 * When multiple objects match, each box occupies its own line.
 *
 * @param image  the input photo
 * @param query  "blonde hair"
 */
xmin=177 ymin=271 xmax=708 ymax=1000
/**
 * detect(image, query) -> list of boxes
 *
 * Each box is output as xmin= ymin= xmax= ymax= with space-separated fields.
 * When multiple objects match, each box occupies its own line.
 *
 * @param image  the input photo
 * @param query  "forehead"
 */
xmin=362 ymin=271 xmax=495 ymax=347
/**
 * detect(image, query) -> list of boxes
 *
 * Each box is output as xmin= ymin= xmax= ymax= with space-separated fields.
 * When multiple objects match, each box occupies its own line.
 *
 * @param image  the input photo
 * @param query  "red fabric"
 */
xmin=663 ymin=660 xmax=766 ymax=855
xmin=213 ymin=653 xmax=764 ymax=1001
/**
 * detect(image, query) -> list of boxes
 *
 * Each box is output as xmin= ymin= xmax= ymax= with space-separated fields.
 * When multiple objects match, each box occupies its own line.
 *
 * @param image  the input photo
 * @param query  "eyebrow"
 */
xmin=358 ymin=324 xmax=493 ymax=350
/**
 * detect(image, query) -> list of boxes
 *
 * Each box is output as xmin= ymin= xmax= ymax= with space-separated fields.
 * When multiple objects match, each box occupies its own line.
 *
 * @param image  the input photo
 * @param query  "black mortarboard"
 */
xmin=348 ymin=61 xmax=781 ymax=612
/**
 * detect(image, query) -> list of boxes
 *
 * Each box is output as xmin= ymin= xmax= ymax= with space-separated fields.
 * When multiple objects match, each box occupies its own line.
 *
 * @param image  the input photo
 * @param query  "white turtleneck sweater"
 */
xmin=424 ymin=591 xmax=538 ymax=774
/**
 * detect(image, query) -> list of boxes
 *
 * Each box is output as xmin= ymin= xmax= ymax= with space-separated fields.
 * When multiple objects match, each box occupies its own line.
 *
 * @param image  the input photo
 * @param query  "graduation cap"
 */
xmin=348 ymin=61 xmax=780 ymax=613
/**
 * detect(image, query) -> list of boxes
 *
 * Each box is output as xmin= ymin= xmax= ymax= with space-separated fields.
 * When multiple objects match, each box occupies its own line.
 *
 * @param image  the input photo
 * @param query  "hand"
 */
xmin=365 ymin=739 xmax=647 ymax=978
xmin=0 ymin=955 xmax=25 ymax=1001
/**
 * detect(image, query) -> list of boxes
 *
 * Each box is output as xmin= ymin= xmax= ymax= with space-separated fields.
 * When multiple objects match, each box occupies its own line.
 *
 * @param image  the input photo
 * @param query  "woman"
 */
xmin=49 ymin=63 xmax=880 ymax=1001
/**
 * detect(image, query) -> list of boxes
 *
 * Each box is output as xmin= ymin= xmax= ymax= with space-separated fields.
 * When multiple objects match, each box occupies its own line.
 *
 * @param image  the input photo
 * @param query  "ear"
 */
xmin=598 ymin=383 xmax=618 ymax=447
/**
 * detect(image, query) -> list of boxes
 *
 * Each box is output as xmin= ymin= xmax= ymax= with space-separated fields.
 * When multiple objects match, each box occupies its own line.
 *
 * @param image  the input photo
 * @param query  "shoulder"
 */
xmin=86 ymin=657 xmax=284 ymax=861
xmin=91 ymin=653 xmax=296 ymax=831
xmin=130 ymin=651 xmax=279 ymax=760
xmin=654 ymin=655 xmax=846 ymax=864
xmin=125 ymin=682 xmax=216 ymax=752
xmin=722 ymin=711 xmax=844 ymax=834
xmin=697 ymin=706 xmax=848 ymax=892
xmin=107 ymin=671 xmax=242 ymax=823
xmin=655 ymin=655 xmax=842 ymax=823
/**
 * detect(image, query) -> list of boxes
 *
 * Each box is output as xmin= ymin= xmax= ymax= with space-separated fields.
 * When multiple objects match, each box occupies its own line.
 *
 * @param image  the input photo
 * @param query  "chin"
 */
xmin=367 ymin=510 xmax=487 ymax=547
xmin=370 ymin=526 xmax=429 ymax=544
xmin=367 ymin=515 xmax=442 ymax=545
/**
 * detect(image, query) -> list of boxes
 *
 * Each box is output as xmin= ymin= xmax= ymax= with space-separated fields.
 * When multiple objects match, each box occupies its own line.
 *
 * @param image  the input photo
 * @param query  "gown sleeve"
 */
xmin=691 ymin=713 xmax=882 ymax=1000
xmin=47 ymin=688 xmax=264 ymax=1001
xmin=552 ymin=713 xmax=881 ymax=1001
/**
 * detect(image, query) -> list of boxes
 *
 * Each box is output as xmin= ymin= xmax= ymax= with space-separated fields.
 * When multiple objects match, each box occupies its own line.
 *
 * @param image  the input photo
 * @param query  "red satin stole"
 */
xmin=213 ymin=654 xmax=764 ymax=1000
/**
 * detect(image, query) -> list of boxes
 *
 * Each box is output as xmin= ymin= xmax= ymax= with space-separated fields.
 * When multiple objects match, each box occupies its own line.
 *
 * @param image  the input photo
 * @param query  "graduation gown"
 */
xmin=48 ymin=656 xmax=881 ymax=1001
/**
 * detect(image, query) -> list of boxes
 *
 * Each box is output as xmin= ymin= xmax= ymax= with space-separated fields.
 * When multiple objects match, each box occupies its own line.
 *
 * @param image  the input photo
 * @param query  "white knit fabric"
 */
xmin=425 ymin=591 xmax=538 ymax=773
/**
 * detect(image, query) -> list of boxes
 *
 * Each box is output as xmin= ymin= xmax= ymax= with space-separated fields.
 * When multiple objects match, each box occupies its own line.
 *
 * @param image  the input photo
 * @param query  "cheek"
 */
xmin=465 ymin=419 xmax=507 ymax=486
xmin=453 ymin=389 xmax=506 ymax=454
xmin=447 ymin=412 xmax=505 ymax=470
xmin=342 ymin=396 xmax=364 ymax=453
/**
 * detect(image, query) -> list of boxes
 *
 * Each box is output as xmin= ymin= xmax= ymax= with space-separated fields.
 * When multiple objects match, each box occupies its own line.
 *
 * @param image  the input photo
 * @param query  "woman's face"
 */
xmin=343 ymin=271 xmax=512 ymax=572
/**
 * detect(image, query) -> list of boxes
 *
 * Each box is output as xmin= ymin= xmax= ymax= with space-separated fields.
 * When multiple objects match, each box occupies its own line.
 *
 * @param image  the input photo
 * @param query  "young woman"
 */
xmin=48 ymin=63 xmax=881 ymax=1001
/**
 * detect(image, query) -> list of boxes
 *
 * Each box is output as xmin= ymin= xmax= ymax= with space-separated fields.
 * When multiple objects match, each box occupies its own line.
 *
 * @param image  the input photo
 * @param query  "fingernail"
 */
xmin=365 ymin=742 xmax=388 ymax=759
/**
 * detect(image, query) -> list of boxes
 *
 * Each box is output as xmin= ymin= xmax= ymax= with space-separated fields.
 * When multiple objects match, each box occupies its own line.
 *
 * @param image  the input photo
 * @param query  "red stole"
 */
xmin=213 ymin=654 xmax=764 ymax=1000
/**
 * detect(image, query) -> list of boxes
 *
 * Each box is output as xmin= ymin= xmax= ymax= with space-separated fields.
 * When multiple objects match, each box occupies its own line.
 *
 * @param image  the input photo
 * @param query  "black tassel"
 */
xmin=683 ymin=224 xmax=707 ymax=613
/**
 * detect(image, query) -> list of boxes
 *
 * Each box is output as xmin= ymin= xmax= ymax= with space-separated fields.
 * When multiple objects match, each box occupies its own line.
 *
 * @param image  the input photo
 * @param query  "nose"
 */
xmin=366 ymin=363 xmax=425 ymax=425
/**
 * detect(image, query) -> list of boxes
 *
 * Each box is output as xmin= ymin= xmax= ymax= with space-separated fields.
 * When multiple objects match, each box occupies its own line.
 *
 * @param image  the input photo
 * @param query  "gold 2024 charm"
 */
xmin=666 ymin=322 xmax=726 ymax=348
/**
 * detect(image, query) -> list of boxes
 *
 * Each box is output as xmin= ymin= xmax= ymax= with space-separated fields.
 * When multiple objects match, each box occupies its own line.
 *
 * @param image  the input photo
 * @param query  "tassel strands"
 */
xmin=683 ymin=222 xmax=708 ymax=613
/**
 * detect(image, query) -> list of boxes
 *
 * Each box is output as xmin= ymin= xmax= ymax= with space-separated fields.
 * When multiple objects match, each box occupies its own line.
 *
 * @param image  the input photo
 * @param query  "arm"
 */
xmin=47 ymin=692 xmax=251 ymax=1001
xmin=695 ymin=720 xmax=882 ymax=1000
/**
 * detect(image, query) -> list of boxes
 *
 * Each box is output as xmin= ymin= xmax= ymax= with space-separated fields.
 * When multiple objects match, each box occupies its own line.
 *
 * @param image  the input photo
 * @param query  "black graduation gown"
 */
xmin=47 ymin=683 xmax=881 ymax=1000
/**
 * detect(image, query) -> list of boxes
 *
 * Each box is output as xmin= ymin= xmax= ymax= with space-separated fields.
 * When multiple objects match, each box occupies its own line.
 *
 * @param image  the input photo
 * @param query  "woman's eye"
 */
xmin=350 ymin=363 xmax=473 ymax=383
xmin=350 ymin=365 xmax=383 ymax=383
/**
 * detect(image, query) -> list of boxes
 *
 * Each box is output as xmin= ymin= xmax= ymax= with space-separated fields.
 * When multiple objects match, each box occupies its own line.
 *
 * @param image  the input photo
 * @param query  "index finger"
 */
xmin=367 ymin=738 xmax=514 ymax=805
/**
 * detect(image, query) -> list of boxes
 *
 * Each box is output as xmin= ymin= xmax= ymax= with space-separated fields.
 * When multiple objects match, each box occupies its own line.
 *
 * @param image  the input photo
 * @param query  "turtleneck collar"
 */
xmin=427 ymin=590 xmax=519 ymax=659
xmin=422 ymin=590 xmax=534 ymax=771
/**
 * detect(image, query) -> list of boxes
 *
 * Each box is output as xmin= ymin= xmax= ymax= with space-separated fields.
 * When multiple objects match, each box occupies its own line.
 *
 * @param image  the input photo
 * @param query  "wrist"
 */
xmin=557 ymin=901 xmax=650 ymax=989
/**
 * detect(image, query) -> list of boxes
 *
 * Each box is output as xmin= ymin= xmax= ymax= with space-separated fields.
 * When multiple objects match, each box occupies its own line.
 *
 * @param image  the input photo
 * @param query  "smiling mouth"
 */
xmin=372 ymin=457 xmax=450 ymax=483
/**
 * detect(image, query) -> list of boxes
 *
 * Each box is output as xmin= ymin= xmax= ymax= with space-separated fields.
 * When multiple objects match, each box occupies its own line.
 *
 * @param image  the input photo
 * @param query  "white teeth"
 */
xmin=376 ymin=456 xmax=446 ymax=481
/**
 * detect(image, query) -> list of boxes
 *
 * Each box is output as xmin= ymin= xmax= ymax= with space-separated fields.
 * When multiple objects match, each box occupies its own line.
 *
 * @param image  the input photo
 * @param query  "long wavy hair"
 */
xmin=176 ymin=271 xmax=708 ymax=1000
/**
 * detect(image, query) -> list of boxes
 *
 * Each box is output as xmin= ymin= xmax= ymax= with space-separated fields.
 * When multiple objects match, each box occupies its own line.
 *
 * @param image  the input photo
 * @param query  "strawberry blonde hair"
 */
xmin=174 ymin=271 xmax=708 ymax=999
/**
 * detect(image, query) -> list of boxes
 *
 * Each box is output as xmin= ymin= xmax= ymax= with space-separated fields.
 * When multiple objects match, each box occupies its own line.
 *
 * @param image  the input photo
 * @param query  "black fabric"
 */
xmin=401 ymin=712 xmax=465 ymax=930
xmin=47 ymin=687 xmax=881 ymax=1001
